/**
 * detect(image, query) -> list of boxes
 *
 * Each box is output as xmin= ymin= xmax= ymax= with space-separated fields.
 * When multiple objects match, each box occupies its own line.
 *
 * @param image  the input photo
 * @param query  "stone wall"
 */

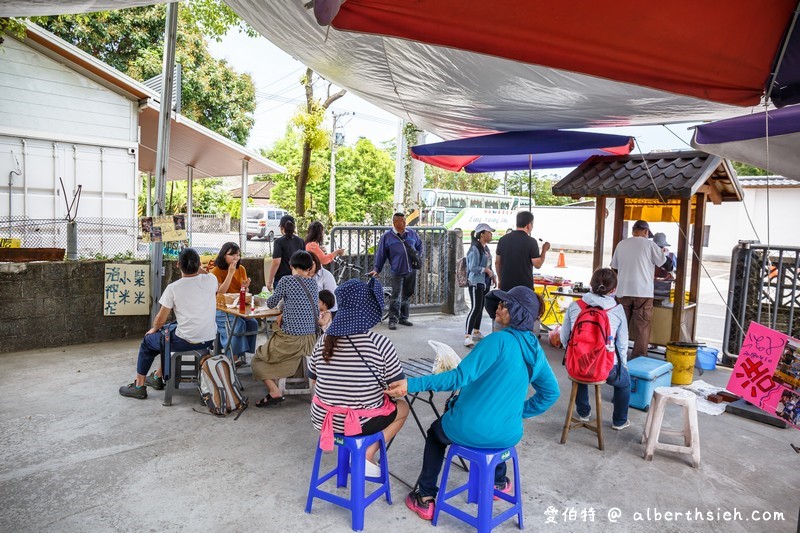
xmin=0 ymin=258 xmax=266 ymax=354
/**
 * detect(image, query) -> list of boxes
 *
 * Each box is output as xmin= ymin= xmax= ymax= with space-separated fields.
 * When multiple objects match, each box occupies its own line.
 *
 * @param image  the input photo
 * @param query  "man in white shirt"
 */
xmin=119 ymin=247 xmax=218 ymax=399
xmin=610 ymin=220 xmax=674 ymax=358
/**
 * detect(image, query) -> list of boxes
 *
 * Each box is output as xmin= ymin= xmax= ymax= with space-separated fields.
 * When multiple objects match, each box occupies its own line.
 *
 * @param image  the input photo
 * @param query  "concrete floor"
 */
xmin=1 ymin=312 xmax=798 ymax=533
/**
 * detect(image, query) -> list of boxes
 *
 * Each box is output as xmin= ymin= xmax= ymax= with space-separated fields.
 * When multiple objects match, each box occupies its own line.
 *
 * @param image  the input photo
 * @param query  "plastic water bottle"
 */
xmin=606 ymin=336 xmax=614 ymax=352
xmin=239 ymin=285 xmax=246 ymax=313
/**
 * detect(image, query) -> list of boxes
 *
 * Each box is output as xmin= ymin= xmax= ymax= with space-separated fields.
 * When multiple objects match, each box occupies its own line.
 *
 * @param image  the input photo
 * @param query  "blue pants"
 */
xmin=215 ymin=311 xmax=258 ymax=357
xmin=575 ymin=366 xmax=630 ymax=427
xmin=136 ymin=325 xmax=213 ymax=376
xmin=417 ymin=419 xmax=507 ymax=498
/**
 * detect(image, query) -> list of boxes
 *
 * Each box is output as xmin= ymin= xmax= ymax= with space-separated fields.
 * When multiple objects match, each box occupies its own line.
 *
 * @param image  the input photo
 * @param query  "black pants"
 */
xmin=465 ymin=283 xmax=488 ymax=334
xmin=389 ymin=270 xmax=417 ymax=322
xmin=416 ymin=419 xmax=507 ymax=498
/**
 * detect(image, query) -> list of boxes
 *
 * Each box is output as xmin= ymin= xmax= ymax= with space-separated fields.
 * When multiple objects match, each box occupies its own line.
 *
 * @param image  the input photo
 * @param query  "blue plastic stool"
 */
xmin=433 ymin=444 xmax=523 ymax=532
xmin=305 ymin=432 xmax=392 ymax=531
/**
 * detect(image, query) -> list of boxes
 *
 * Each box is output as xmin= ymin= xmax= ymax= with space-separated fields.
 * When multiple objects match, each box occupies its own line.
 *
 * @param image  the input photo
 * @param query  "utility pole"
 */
xmin=328 ymin=111 xmax=352 ymax=218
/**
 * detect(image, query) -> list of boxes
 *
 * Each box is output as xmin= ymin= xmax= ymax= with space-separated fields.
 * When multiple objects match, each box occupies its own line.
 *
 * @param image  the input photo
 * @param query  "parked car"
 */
xmin=246 ymin=206 xmax=288 ymax=241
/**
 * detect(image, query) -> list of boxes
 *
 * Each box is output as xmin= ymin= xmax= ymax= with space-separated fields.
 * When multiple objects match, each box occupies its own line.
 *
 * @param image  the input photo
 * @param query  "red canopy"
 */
xmin=332 ymin=0 xmax=797 ymax=106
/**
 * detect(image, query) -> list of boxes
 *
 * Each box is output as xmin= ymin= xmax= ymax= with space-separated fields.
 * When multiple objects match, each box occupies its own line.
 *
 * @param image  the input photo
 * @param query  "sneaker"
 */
xmin=576 ymin=411 xmax=591 ymax=422
xmin=463 ymin=336 xmax=475 ymax=347
xmin=472 ymin=331 xmax=485 ymax=341
xmin=144 ymin=372 xmax=164 ymax=390
xmin=398 ymin=319 xmax=413 ymax=326
xmin=493 ymin=476 xmax=513 ymax=501
xmin=405 ymin=490 xmax=435 ymax=521
xmin=612 ymin=420 xmax=631 ymax=431
xmin=388 ymin=320 xmax=397 ymax=330
xmin=364 ymin=459 xmax=382 ymax=478
xmin=119 ymin=383 xmax=147 ymax=399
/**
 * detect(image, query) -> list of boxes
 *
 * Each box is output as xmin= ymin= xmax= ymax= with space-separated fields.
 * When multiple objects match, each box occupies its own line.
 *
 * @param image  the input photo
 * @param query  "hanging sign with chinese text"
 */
xmin=103 ymin=264 xmax=150 ymax=316
xmin=140 ymin=215 xmax=187 ymax=243
xmin=727 ymin=322 xmax=800 ymax=429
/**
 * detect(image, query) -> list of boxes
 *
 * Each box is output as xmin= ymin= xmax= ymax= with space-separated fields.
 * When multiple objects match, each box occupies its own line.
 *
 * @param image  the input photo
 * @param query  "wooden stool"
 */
xmin=641 ymin=386 xmax=701 ymax=467
xmin=560 ymin=377 xmax=605 ymax=450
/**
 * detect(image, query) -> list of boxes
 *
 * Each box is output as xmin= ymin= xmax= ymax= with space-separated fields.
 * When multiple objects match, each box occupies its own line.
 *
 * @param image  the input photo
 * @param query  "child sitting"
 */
xmin=318 ymin=289 xmax=335 ymax=332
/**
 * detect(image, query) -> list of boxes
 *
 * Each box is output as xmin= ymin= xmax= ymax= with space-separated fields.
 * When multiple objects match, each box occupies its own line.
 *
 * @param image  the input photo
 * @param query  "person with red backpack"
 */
xmin=559 ymin=268 xmax=631 ymax=430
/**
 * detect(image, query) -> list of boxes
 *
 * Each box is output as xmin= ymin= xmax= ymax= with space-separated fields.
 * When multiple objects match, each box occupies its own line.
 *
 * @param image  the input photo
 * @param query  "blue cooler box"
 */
xmin=628 ymin=357 xmax=673 ymax=411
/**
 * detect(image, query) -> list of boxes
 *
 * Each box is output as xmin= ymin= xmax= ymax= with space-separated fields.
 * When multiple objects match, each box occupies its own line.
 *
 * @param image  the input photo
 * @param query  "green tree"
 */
xmin=31 ymin=2 xmax=256 ymax=144
xmin=137 ymin=176 xmax=243 ymax=218
xmin=732 ymin=161 xmax=770 ymax=176
xmin=292 ymin=68 xmax=346 ymax=215
xmin=334 ymin=138 xmax=395 ymax=222
xmin=263 ymin=131 xmax=395 ymax=224
xmin=424 ymin=166 xmax=501 ymax=193
xmin=506 ymin=171 xmax=572 ymax=206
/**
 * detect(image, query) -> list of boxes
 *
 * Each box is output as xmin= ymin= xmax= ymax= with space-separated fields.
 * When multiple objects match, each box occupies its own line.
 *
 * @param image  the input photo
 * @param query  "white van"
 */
xmin=246 ymin=206 xmax=288 ymax=241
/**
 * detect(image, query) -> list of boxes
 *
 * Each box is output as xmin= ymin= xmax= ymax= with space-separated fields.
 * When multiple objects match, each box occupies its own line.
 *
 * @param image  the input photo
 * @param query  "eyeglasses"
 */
xmin=498 ymin=301 xmax=505 ymax=309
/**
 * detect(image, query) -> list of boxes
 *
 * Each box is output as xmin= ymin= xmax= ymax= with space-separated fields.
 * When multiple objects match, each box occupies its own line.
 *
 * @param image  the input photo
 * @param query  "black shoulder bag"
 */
xmin=397 ymin=233 xmax=421 ymax=270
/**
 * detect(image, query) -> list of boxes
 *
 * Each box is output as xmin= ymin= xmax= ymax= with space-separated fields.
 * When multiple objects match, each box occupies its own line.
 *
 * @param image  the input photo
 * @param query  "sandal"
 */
xmin=255 ymin=395 xmax=285 ymax=408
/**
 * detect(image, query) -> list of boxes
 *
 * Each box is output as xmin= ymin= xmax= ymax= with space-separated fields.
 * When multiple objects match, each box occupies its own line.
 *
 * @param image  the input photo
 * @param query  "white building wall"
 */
xmin=531 ymin=190 xmax=800 ymax=263
xmin=0 ymin=38 xmax=137 ymax=143
xmin=0 ymin=36 xmax=138 ymax=246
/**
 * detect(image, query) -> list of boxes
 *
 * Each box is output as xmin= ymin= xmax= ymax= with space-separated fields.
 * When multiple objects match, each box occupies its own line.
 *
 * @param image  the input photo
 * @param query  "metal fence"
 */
xmin=723 ymin=242 xmax=800 ymax=364
xmin=2 ymin=216 xmax=251 ymax=259
xmin=330 ymin=225 xmax=451 ymax=310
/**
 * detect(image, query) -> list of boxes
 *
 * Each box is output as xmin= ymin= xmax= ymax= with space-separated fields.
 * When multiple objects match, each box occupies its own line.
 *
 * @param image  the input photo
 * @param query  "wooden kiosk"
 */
xmin=552 ymin=151 xmax=743 ymax=344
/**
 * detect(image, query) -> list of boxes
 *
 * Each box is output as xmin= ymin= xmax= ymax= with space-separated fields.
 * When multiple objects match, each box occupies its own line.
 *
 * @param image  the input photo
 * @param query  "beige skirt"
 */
xmin=252 ymin=329 xmax=318 ymax=381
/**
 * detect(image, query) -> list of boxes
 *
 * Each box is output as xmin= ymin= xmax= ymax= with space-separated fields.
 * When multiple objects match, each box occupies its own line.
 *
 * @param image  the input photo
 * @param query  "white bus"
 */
xmin=409 ymin=188 xmax=534 ymax=238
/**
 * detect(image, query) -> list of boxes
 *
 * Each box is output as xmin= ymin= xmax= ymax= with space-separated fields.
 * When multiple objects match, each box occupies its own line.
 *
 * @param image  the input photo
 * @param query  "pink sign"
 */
xmin=727 ymin=322 xmax=799 ymax=429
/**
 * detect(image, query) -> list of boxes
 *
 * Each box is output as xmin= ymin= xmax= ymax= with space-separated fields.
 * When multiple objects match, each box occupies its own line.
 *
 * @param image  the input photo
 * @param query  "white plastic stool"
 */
xmin=641 ymin=386 xmax=701 ymax=467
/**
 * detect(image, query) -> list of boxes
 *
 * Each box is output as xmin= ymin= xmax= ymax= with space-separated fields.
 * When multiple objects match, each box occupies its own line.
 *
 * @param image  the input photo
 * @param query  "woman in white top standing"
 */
xmin=464 ymin=223 xmax=497 ymax=347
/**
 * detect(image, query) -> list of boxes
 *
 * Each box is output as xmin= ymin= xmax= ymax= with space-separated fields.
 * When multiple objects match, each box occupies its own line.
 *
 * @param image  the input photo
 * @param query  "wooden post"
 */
xmin=671 ymin=196 xmax=692 ymax=342
xmin=593 ymin=196 xmax=606 ymax=271
xmin=689 ymin=194 xmax=707 ymax=335
xmin=612 ymin=197 xmax=626 ymax=254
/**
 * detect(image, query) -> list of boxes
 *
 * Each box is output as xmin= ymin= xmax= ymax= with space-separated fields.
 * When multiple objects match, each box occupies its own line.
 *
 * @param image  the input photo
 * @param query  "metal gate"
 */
xmin=329 ymin=226 xmax=450 ymax=310
xmin=723 ymin=242 xmax=800 ymax=364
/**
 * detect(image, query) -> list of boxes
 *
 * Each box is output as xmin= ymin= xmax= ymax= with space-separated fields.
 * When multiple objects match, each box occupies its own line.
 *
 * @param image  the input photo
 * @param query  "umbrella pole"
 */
xmin=528 ymin=154 xmax=533 ymax=209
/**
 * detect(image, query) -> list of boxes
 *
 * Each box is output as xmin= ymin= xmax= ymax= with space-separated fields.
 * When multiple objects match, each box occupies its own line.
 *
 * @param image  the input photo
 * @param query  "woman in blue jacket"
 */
xmin=388 ymin=286 xmax=560 ymax=521
xmin=464 ymin=223 xmax=497 ymax=347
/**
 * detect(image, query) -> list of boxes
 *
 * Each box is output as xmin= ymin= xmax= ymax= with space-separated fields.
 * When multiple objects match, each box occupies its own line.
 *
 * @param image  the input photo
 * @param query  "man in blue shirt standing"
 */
xmin=388 ymin=286 xmax=560 ymax=521
xmin=369 ymin=212 xmax=424 ymax=330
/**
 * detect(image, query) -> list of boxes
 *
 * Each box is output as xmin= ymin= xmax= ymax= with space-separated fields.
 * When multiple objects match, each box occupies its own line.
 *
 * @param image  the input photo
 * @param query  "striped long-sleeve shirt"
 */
xmin=308 ymin=331 xmax=405 ymax=433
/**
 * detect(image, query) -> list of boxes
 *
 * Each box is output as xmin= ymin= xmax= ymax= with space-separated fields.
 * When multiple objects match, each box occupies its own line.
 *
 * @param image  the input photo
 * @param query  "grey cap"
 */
xmin=653 ymin=232 xmax=670 ymax=247
xmin=474 ymin=222 xmax=495 ymax=234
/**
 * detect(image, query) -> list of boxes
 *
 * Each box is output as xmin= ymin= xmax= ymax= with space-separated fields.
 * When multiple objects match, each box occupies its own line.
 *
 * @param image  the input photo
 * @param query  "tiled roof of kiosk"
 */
xmin=552 ymin=150 xmax=743 ymax=201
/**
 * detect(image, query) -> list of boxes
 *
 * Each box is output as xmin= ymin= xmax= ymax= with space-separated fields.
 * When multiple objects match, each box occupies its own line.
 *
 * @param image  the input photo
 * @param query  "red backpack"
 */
xmin=565 ymin=301 xmax=617 ymax=382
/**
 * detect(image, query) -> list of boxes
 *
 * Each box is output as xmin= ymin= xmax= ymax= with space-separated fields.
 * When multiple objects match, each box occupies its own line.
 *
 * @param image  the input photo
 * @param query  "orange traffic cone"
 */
xmin=556 ymin=250 xmax=567 ymax=268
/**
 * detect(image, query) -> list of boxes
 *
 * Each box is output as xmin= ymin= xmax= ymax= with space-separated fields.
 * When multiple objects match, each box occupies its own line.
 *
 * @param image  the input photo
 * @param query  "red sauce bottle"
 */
xmin=239 ymin=285 xmax=246 ymax=313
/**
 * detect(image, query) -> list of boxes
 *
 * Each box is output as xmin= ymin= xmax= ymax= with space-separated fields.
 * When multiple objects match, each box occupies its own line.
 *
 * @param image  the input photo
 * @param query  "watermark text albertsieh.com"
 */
xmin=542 ymin=506 xmax=786 ymax=525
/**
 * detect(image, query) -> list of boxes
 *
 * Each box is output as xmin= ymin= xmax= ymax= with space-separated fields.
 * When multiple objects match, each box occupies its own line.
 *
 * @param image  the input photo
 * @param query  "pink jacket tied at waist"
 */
xmin=313 ymin=394 xmax=397 ymax=452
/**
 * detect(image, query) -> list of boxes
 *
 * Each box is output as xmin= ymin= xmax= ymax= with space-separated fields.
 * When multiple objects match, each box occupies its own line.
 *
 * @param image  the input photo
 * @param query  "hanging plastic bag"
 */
xmin=429 ymin=340 xmax=461 ymax=374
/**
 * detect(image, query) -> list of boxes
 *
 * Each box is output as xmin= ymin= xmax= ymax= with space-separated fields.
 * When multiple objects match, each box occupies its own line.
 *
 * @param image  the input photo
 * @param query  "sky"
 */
xmin=208 ymin=30 xmax=700 ymax=161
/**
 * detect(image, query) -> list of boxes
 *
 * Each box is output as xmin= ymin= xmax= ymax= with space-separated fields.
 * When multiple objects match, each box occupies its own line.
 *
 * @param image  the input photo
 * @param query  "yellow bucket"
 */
xmin=665 ymin=344 xmax=697 ymax=385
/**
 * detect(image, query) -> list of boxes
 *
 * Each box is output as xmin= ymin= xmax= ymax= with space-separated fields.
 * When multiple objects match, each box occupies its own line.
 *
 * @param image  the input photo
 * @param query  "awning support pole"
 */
xmin=149 ymin=1 xmax=178 ymax=323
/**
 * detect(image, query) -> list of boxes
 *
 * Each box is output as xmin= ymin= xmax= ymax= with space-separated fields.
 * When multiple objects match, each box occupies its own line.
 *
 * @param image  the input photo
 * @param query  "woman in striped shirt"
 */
xmin=309 ymin=278 xmax=408 ymax=476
